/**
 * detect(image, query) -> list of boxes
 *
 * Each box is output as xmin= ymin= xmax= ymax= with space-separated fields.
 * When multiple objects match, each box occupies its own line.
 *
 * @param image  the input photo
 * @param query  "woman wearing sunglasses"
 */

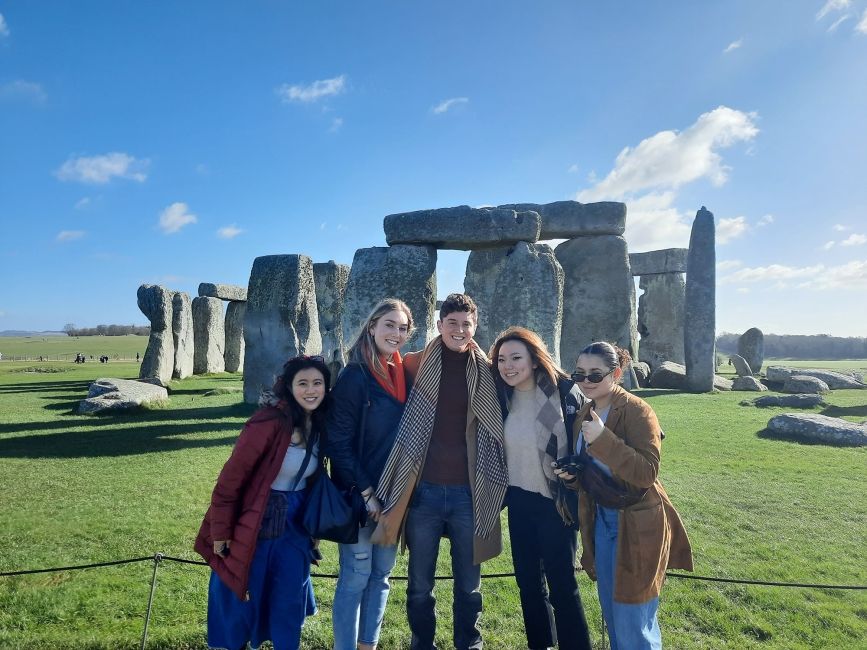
xmin=555 ymin=342 xmax=693 ymax=650
xmin=490 ymin=327 xmax=592 ymax=650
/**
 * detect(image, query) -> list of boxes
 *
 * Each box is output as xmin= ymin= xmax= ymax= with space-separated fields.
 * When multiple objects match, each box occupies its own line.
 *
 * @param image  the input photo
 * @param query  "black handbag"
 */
xmin=301 ymin=469 xmax=366 ymax=544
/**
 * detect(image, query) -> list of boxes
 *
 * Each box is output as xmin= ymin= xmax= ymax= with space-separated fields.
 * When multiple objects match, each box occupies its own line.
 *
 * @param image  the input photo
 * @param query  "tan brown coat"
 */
xmin=571 ymin=385 xmax=693 ymax=604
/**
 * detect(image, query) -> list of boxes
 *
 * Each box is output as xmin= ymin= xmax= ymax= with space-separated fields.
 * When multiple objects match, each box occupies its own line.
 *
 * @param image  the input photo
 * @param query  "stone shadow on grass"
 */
xmin=821 ymin=404 xmax=867 ymax=419
xmin=755 ymin=427 xmax=855 ymax=447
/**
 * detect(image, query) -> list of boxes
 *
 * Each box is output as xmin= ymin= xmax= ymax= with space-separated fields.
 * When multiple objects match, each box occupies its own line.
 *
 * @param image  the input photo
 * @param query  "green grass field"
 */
xmin=0 ymin=335 xmax=147 ymax=362
xmin=0 ymin=347 xmax=865 ymax=649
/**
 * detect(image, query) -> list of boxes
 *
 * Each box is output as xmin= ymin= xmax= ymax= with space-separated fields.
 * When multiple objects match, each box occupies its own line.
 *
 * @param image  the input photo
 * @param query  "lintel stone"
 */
xmin=198 ymin=283 xmax=247 ymax=301
xmin=629 ymin=248 xmax=688 ymax=276
xmin=498 ymin=200 xmax=626 ymax=238
xmin=384 ymin=206 xmax=540 ymax=250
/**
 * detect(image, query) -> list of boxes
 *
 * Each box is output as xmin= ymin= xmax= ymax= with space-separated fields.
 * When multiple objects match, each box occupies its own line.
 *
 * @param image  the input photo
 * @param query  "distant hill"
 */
xmin=0 ymin=330 xmax=66 ymax=337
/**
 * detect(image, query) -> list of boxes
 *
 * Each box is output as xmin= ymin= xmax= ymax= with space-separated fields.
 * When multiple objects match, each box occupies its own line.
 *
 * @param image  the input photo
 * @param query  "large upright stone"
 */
xmin=637 ymin=273 xmax=685 ymax=369
xmin=464 ymin=242 xmax=564 ymax=362
xmin=684 ymin=207 xmax=716 ymax=392
xmin=243 ymin=255 xmax=322 ymax=403
xmin=137 ymin=284 xmax=175 ymax=385
xmin=556 ymin=235 xmax=638 ymax=370
xmin=497 ymin=201 xmax=626 ymax=238
xmin=729 ymin=354 xmax=753 ymax=377
xmin=628 ymin=248 xmax=688 ymax=276
xmin=342 ymin=246 xmax=437 ymax=352
xmin=171 ymin=291 xmax=194 ymax=379
xmin=198 ymin=283 xmax=247 ymax=301
xmin=224 ymin=301 xmax=246 ymax=373
xmin=384 ymin=206 xmax=540 ymax=250
xmin=738 ymin=327 xmax=764 ymax=374
xmin=192 ymin=297 xmax=225 ymax=374
xmin=313 ymin=261 xmax=350 ymax=372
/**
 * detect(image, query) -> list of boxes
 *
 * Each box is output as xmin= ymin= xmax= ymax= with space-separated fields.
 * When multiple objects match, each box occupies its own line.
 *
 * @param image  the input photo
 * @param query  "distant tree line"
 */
xmin=63 ymin=324 xmax=150 ymax=337
xmin=716 ymin=332 xmax=867 ymax=359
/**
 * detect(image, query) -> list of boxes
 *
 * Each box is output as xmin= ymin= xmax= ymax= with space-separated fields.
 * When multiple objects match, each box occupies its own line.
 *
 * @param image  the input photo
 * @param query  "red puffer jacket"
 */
xmin=194 ymin=406 xmax=300 ymax=601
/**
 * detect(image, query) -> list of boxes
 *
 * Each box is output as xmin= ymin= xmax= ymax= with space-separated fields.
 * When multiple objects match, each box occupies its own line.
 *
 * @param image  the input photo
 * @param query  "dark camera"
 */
xmin=554 ymin=454 xmax=585 ymax=476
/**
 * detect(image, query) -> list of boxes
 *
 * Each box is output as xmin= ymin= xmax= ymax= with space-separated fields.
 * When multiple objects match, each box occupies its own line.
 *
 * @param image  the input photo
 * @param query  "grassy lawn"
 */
xmin=0 ymin=335 xmax=147 ymax=362
xmin=0 ymin=356 xmax=865 ymax=648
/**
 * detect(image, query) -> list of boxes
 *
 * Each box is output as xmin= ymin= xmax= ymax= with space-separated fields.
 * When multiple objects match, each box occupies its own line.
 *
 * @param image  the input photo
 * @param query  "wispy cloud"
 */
xmin=276 ymin=75 xmax=346 ymax=103
xmin=857 ymin=9 xmax=867 ymax=33
xmin=827 ymin=14 xmax=851 ymax=31
xmin=0 ymin=13 xmax=9 ymax=37
xmin=329 ymin=117 xmax=344 ymax=133
xmin=158 ymin=202 xmax=197 ymax=234
xmin=720 ymin=260 xmax=867 ymax=290
xmin=816 ymin=0 xmax=851 ymax=21
xmin=723 ymin=39 xmax=743 ymax=54
xmin=216 ymin=225 xmax=243 ymax=239
xmin=432 ymin=97 xmax=469 ymax=114
xmin=757 ymin=213 xmax=774 ymax=226
xmin=822 ymin=240 xmax=836 ymax=250
xmin=0 ymin=80 xmax=47 ymax=105
xmin=841 ymin=233 xmax=867 ymax=246
xmin=717 ymin=216 xmax=749 ymax=244
xmin=56 ymin=153 xmax=149 ymax=184
xmin=568 ymin=164 xmax=580 ymax=174
xmin=833 ymin=223 xmax=849 ymax=231
xmin=56 ymin=230 xmax=85 ymax=242
xmin=74 ymin=197 xmax=91 ymax=210
xmin=717 ymin=259 xmax=743 ymax=271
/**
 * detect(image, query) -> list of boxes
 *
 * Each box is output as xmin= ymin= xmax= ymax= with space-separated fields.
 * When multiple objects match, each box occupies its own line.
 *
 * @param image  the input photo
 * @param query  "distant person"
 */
xmin=555 ymin=342 xmax=693 ymax=650
xmin=194 ymin=355 xmax=331 ymax=650
xmin=136 ymin=352 xmax=140 ymax=362
xmin=327 ymin=298 xmax=414 ymax=650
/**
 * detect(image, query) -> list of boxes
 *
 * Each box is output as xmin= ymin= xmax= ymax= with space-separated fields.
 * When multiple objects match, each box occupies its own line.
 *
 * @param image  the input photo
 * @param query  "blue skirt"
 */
xmin=207 ymin=489 xmax=316 ymax=650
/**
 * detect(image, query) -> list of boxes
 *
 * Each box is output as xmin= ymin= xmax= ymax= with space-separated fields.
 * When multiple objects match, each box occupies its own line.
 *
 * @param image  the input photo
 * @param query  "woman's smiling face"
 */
xmin=497 ymin=340 xmax=536 ymax=392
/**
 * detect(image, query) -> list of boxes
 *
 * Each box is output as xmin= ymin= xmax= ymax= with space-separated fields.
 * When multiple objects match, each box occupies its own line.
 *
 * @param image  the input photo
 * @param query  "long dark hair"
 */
xmin=490 ymin=326 xmax=568 ymax=389
xmin=272 ymin=355 xmax=331 ymax=446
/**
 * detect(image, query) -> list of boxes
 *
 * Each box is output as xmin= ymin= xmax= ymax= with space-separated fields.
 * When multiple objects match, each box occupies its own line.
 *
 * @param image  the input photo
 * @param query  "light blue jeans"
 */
xmin=332 ymin=522 xmax=398 ymax=649
xmin=595 ymin=505 xmax=662 ymax=650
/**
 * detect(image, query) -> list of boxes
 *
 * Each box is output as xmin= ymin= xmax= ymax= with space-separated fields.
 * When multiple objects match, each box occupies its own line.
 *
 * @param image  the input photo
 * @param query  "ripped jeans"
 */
xmin=332 ymin=522 xmax=398 ymax=649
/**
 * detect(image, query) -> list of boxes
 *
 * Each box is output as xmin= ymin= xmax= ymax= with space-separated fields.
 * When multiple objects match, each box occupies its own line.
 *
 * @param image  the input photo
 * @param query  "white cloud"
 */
xmin=720 ymin=260 xmax=867 ymax=290
xmin=74 ymin=197 xmax=91 ymax=210
xmin=717 ymin=259 xmax=743 ymax=271
xmin=577 ymin=106 xmax=758 ymax=201
xmin=857 ymin=9 xmax=867 ymax=33
xmin=320 ymin=222 xmax=327 ymax=230
xmin=329 ymin=117 xmax=344 ymax=133
xmin=0 ymin=80 xmax=47 ymax=105
xmin=0 ymin=13 xmax=9 ymax=37
xmin=723 ymin=39 xmax=743 ymax=53
xmin=158 ymin=202 xmax=197 ymax=234
xmin=276 ymin=75 xmax=346 ymax=103
xmin=827 ymin=14 xmax=851 ymax=31
xmin=822 ymin=240 xmax=836 ymax=250
xmin=841 ymin=233 xmax=867 ymax=246
xmin=56 ymin=152 xmax=149 ymax=184
xmin=56 ymin=230 xmax=85 ymax=242
xmin=817 ymin=0 xmax=851 ymax=20
xmin=432 ymin=97 xmax=469 ymax=114
xmin=717 ymin=216 xmax=749 ymax=244
xmin=757 ymin=213 xmax=774 ymax=226
xmin=833 ymin=223 xmax=849 ymax=231
xmin=736 ymin=287 xmax=751 ymax=294
xmin=617 ymin=191 xmax=692 ymax=252
xmin=720 ymin=263 xmax=825 ymax=284
xmin=568 ymin=164 xmax=580 ymax=174
xmin=216 ymin=225 xmax=243 ymax=239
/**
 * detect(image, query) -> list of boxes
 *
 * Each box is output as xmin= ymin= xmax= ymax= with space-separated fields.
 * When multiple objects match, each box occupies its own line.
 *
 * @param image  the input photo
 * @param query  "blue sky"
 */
xmin=1 ymin=1 xmax=865 ymax=337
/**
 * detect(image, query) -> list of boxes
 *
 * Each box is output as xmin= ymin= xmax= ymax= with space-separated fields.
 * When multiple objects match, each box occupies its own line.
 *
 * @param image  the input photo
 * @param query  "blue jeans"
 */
xmin=405 ymin=482 xmax=482 ymax=650
xmin=332 ymin=522 xmax=398 ymax=649
xmin=594 ymin=506 xmax=661 ymax=650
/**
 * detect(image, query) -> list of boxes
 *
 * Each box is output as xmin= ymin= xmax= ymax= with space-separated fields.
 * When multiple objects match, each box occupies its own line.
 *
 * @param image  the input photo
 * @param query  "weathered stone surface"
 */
xmin=684 ymin=207 xmax=716 ymax=392
xmin=244 ymin=255 xmax=322 ymax=403
xmin=198 ymin=283 xmax=247 ymax=301
xmin=313 ymin=261 xmax=351 ymax=371
xmin=464 ymin=242 xmax=563 ymax=362
xmin=767 ymin=413 xmax=867 ymax=446
xmin=79 ymin=378 xmax=168 ymax=414
xmin=384 ymin=206 xmax=540 ymax=250
xmin=637 ymin=273 xmax=685 ymax=369
xmin=628 ymin=248 xmax=688 ymax=276
xmin=782 ymin=375 xmax=830 ymax=394
xmin=224 ymin=301 xmax=246 ymax=373
xmin=729 ymin=354 xmax=753 ymax=377
xmin=171 ymin=292 xmax=194 ymax=379
xmin=192 ymin=297 xmax=225 ymax=374
xmin=633 ymin=361 xmax=651 ymax=387
xmin=137 ymin=284 xmax=175 ymax=385
xmin=620 ymin=362 xmax=641 ymax=391
xmin=749 ymin=394 xmax=827 ymax=408
xmin=767 ymin=366 xmax=866 ymax=390
xmin=342 ymin=246 xmax=436 ymax=353
xmin=497 ymin=200 xmax=626 ymax=238
xmin=649 ymin=361 xmax=732 ymax=391
xmin=556 ymin=235 xmax=638 ymax=370
xmin=737 ymin=327 xmax=764 ymax=374
xmin=732 ymin=375 xmax=766 ymax=391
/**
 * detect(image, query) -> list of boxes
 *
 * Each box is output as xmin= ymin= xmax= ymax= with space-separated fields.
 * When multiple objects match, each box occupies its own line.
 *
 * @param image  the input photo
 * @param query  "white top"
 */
xmin=504 ymin=387 xmax=551 ymax=499
xmin=270 ymin=440 xmax=319 ymax=491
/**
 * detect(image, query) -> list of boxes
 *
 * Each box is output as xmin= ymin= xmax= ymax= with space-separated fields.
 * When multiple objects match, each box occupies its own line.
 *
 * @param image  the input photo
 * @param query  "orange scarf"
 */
xmin=369 ymin=351 xmax=407 ymax=403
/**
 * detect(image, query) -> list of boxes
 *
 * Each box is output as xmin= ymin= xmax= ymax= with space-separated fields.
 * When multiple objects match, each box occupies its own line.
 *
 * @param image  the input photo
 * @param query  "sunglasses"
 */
xmin=570 ymin=369 xmax=614 ymax=384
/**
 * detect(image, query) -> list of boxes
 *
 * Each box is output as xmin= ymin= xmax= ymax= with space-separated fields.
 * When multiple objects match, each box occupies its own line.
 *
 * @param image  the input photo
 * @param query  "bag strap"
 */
xmin=290 ymin=426 xmax=316 ymax=491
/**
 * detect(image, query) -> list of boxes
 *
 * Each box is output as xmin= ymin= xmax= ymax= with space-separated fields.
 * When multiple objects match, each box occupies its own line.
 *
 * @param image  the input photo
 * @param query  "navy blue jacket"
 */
xmin=325 ymin=362 xmax=410 ymax=493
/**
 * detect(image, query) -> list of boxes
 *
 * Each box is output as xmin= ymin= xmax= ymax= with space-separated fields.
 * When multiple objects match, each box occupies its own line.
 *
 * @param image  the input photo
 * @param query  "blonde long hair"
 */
xmin=347 ymin=298 xmax=414 ymax=376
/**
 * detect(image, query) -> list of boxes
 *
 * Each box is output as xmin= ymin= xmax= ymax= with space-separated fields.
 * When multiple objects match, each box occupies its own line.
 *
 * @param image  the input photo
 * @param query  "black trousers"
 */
xmin=507 ymin=486 xmax=592 ymax=650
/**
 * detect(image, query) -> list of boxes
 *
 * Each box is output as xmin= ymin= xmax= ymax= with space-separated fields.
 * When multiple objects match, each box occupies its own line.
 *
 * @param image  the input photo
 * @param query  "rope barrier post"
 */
xmin=140 ymin=553 xmax=163 ymax=650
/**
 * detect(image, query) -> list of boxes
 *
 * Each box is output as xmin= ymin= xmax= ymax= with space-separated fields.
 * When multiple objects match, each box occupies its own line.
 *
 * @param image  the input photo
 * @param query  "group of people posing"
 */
xmin=194 ymin=293 xmax=694 ymax=650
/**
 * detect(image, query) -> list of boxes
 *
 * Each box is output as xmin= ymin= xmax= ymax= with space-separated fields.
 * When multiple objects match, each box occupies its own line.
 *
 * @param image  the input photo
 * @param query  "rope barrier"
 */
xmin=0 ymin=556 xmax=153 ymax=577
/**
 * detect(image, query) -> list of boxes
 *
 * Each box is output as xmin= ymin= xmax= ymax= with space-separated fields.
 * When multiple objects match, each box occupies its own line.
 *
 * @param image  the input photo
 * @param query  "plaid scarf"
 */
xmin=376 ymin=336 xmax=508 ymax=538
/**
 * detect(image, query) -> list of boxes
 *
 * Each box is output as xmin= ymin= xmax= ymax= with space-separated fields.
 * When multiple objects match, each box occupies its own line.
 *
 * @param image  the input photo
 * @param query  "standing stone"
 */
xmin=464 ymin=242 xmax=564 ymax=362
xmin=313 ymin=261 xmax=351 ymax=377
xmin=497 ymin=201 xmax=626 ymax=238
xmin=637 ymin=273 xmax=685 ymax=369
xmin=342 ymin=246 xmax=437 ymax=353
xmin=556 ymin=235 xmax=638 ymax=371
xmin=198 ymin=283 xmax=247 ymax=301
xmin=192 ymin=297 xmax=225 ymax=375
xmin=729 ymin=354 xmax=753 ymax=378
xmin=137 ymin=284 xmax=175 ymax=385
xmin=684 ymin=207 xmax=716 ymax=392
xmin=224 ymin=301 xmax=246 ymax=373
xmin=731 ymin=376 xmax=767 ymax=392
xmin=738 ymin=328 xmax=764 ymax=374
xmin=243 ymin=255 xmax=322 ymax=404
xmin=384 ymin=206 xmax=540 ymax=250
xmin=171 ymin=292 xmax=194 ymax=379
